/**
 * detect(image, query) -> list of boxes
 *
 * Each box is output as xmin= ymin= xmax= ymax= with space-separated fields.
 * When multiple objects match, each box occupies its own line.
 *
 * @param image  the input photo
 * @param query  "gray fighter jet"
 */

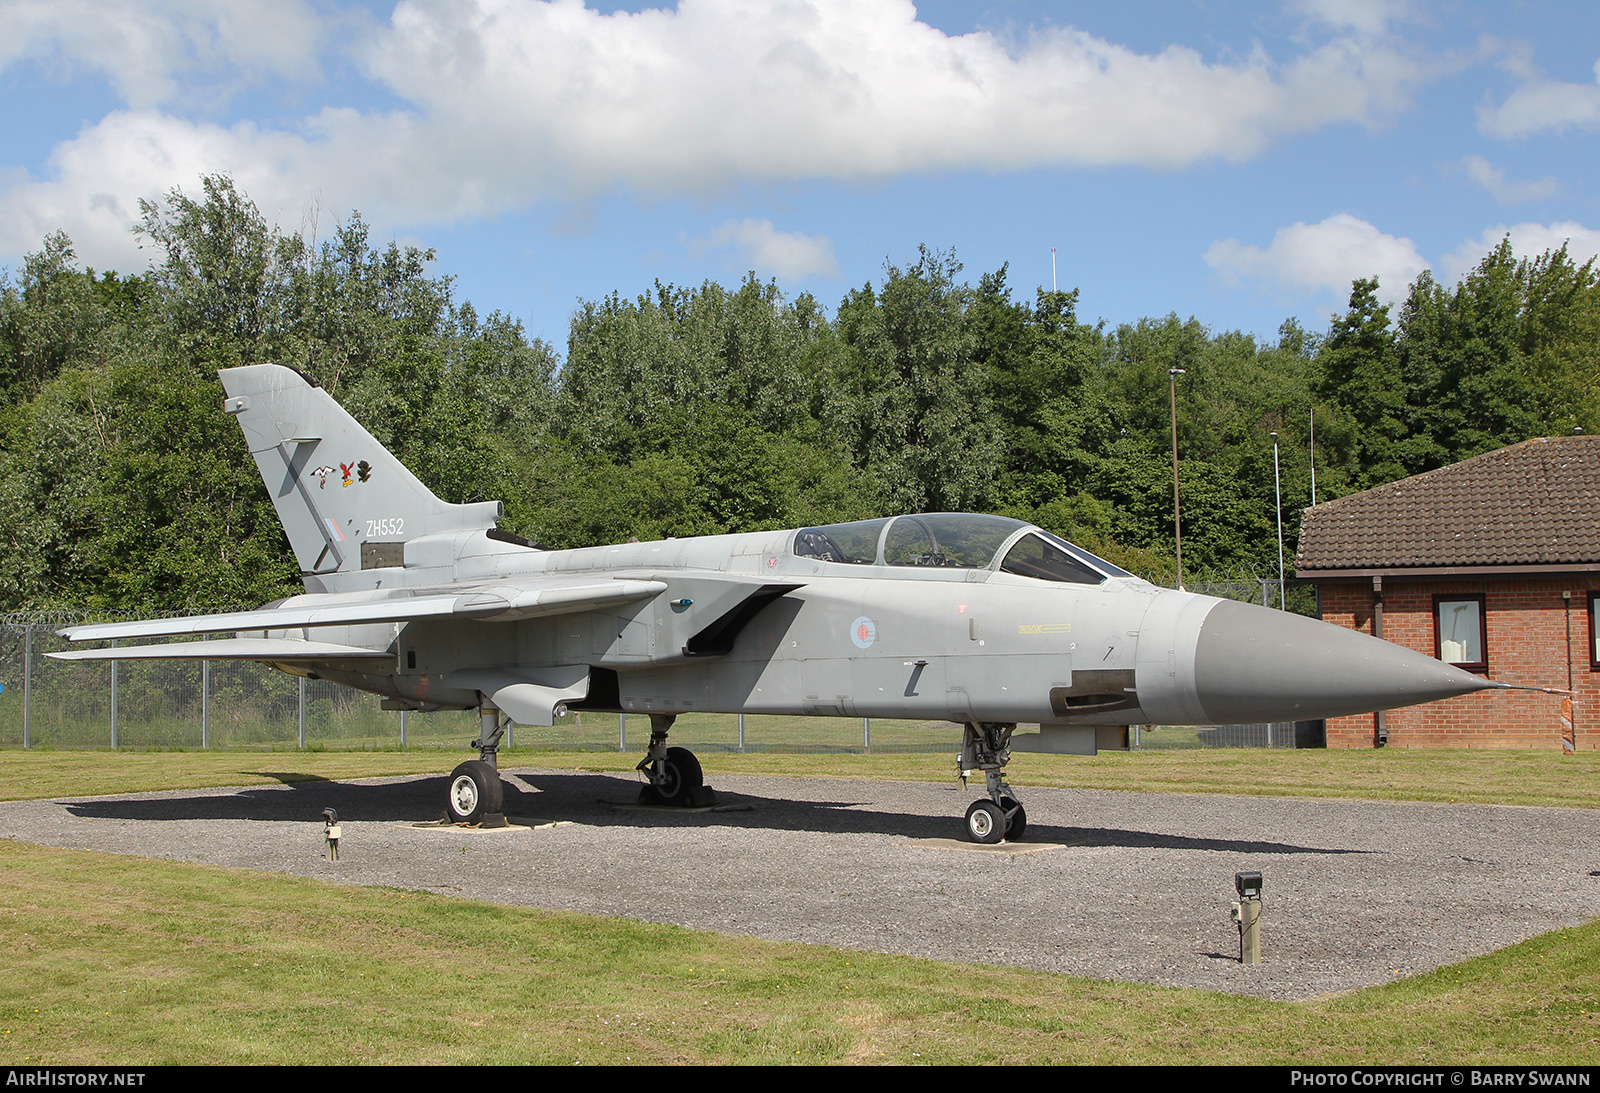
xmin=53 ymin=364 xmax=1500 ymax=842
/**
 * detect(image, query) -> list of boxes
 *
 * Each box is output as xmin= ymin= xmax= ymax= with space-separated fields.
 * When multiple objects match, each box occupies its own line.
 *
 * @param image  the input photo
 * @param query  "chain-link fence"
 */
xmin=0 ymin=617 xmax=1313 ymax=751
xmin=1188 ymin=576 xmax=1318 ymax=615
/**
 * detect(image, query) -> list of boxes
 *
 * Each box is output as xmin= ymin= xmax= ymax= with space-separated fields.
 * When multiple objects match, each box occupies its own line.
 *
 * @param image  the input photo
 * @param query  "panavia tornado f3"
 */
xmin=54 ymin=364 xmax=1502 ymax=842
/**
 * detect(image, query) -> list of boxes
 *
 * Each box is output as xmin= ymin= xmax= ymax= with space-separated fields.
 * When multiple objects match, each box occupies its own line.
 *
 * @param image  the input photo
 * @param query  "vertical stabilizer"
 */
xmin=219 ymin=364 xmax=502 ymax=579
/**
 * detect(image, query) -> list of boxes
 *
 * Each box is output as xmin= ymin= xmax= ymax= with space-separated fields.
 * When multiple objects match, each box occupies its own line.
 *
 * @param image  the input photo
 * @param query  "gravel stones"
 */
xmin=4 ymin=769 xmax=1597 ymax=1000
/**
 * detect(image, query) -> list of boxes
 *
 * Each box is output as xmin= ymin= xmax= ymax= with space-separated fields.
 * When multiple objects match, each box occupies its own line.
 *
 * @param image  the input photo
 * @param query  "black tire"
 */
xmin=447 ymin=760 xmax=503 ymax=823
xmin=964 ymin=800 xmax=1006 ymax=844
xmin=657 ymin=746 xmax=703 ymax=806
xmin=1001 ymin=797 xmax=1027 ymax=841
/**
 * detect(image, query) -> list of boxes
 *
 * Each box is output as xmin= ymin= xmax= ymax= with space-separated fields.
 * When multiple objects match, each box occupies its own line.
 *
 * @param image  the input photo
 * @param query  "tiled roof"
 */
xmin=1295 ymin=436 xmax=1600 ymax=572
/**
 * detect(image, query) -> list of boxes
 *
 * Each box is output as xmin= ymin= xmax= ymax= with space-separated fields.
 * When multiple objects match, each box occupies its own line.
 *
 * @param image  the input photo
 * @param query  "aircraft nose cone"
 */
xmin=1192 ymin=599 xmax=1495 ymax=724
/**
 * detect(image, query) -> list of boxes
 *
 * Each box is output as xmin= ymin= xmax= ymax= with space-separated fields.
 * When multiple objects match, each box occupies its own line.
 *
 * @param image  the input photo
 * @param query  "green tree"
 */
xmin=557 ymin=275 xmax=825 ymax=462
xmin=972 ymin=265 xmax=1104 ymax=505
xmin=0 ymin=232 xmax=150 ymax=399
xmin=829 ymin=247 xmax=1001 ymax=513
xmin=1316 ymin=241 xmax=1600 ymax=496
xmin=1312 ymin=278 xmax=1417 ymax=487
xmin=1398 ymin=239 xmax=1599 ymax=463
xmin=0 ymin=176 xmax=558 ymax=610
xmin=1521 ymin=246 xmax=1600 ymax=432
xmin=136 ymin=175 xmax=294 ymax=371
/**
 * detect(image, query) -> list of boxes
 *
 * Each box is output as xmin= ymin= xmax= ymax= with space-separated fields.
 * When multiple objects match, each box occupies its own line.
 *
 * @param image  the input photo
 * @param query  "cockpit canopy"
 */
xmin=792 ymin=513 xmax=1134 ymax=585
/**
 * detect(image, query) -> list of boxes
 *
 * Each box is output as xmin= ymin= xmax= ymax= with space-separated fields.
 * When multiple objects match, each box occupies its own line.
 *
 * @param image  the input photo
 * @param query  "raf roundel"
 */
xmin=850 ymin=616 xmax=877 ymax=649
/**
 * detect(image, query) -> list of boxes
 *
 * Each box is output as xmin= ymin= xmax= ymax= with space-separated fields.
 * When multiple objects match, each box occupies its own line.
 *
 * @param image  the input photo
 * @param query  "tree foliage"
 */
xmin=829 ymin=246 xmax=1001 ymax=514
xmin=1314 ymin=239 xmax=1600 ymax=491
xmin=0 ymin=177 xmax=556 ymax=610
xmin=3 ymin=177 xmax=1594 ymax=610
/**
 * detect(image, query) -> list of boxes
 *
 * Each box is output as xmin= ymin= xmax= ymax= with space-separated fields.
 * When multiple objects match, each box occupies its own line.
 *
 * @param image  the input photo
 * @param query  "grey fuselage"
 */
xmin=264 ymin=519 xmax=1482 ymax=730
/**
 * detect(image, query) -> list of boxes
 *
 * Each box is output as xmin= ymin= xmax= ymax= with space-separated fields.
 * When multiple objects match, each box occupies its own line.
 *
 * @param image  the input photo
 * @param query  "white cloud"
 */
xmin=1290 ymin=0 xmax=1414 ymax=37
xmin=0 ymin=110 xmax=360 ymax=271
xmin=1458 ymin=155 xmax=1558 ymax=204
xmin=0 ymin=0 xmax=1438 ymax=273
xmin=359 ymin=0 xmax=1428 ymax=185
xmin=693 ymin=219 xmax=840 ymax=279
xmin=1205 ymin=213 xmax=1427 ymax=306
xmin=1478 ymin=58 xmax=1600 ymax=138
xmin=0 ymin=0 xmax=323 ymax=109
xmin=1207 ymin=215 xmax=1600 ymax=310
xmin=1440 ymin=221 xmax=1600 ymax=285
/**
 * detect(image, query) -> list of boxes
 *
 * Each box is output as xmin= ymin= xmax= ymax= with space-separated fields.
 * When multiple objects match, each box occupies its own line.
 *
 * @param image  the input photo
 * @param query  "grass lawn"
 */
xmin=0 ymin=841 xmax=1596 ymax=1066
xmin=3 ymin=745 xmax=1599 ymax=809
xmin=1 ymin=746 xmax=1598 ymax=1064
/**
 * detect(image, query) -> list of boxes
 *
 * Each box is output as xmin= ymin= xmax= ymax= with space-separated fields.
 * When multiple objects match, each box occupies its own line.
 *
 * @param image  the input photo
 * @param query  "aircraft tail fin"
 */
xmin=220 ymin=364 xmax=502 ymax=582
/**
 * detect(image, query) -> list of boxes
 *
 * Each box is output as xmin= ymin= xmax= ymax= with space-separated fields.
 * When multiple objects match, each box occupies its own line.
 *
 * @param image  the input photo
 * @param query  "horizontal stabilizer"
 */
xmin=47 ymin=638 xmax=393 ymax=662
xmin=57 ymin=580 xmax=668 ymax=643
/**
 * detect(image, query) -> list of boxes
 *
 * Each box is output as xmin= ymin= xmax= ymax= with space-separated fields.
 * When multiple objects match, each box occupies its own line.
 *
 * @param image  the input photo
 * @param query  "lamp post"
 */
xmin=1169 ymin=367 xmax=1186 ymax=591
xmin=1308 ymin=408 xmax=1317 ymax=506
xmin=1270 ymin=431 xmax=1285 ymax=610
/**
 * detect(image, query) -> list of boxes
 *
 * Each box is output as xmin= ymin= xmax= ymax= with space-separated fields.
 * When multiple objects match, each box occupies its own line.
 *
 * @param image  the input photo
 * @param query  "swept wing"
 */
xmin=54 ymin=579 xmax=669 ymax=644
xmin=48 ymin=638 xmax=393 ymax=662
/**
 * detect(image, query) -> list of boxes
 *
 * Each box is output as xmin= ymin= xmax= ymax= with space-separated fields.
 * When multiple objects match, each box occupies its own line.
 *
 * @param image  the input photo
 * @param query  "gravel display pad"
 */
xmin=3 ymin=767 xmax=1598 ymax=1001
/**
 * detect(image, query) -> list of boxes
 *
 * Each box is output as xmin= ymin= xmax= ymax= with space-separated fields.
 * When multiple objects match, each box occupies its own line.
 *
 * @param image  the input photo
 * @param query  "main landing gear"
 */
xmin=446 ymin=703 xmax=510 ymax=824
xmin=959 ymin=721 xmax=1026 ymax=844
xmin=636 ymin=713 xmax=717 ymax=807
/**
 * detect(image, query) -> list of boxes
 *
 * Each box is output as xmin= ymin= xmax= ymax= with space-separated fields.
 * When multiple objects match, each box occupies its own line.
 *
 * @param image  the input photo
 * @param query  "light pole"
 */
xmin=1308 ymin=408 xmax=1317 ymax=506
xmin=1169 ymin=367 xmax=1186 ymax=591
xmin=1270 ymin=431 xmax=1285 ymax=610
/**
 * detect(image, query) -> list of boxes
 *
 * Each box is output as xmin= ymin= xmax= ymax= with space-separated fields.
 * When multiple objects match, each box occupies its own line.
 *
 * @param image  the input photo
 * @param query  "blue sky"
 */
xmin=2 ymin=0 xmax=1597 ymax=351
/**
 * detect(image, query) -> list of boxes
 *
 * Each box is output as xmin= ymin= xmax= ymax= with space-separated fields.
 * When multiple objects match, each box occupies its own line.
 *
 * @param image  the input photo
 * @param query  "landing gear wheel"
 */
xmin=1001 ymin=797 xmax=1027 ymax=841
xmin=656 ymin=746 xmax=703 ymax=806
xmin=965 ymin=800 xmax=1006 ymax=845
xmin=447 ymin=760 xmax=503 ymax=823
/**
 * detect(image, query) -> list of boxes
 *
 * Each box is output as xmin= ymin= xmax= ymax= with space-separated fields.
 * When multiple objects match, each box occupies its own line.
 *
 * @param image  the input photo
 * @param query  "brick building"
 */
xmin=1295 ymin=435 xmax=1599 ymax=750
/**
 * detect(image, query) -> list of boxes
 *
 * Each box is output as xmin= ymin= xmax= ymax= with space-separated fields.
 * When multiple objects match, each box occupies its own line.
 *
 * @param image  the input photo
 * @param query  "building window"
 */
xmin=1433 ymin=594 xmax=1487 ymax=671
xmin=1589 ymin=592 xmax=1600 ymax=672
